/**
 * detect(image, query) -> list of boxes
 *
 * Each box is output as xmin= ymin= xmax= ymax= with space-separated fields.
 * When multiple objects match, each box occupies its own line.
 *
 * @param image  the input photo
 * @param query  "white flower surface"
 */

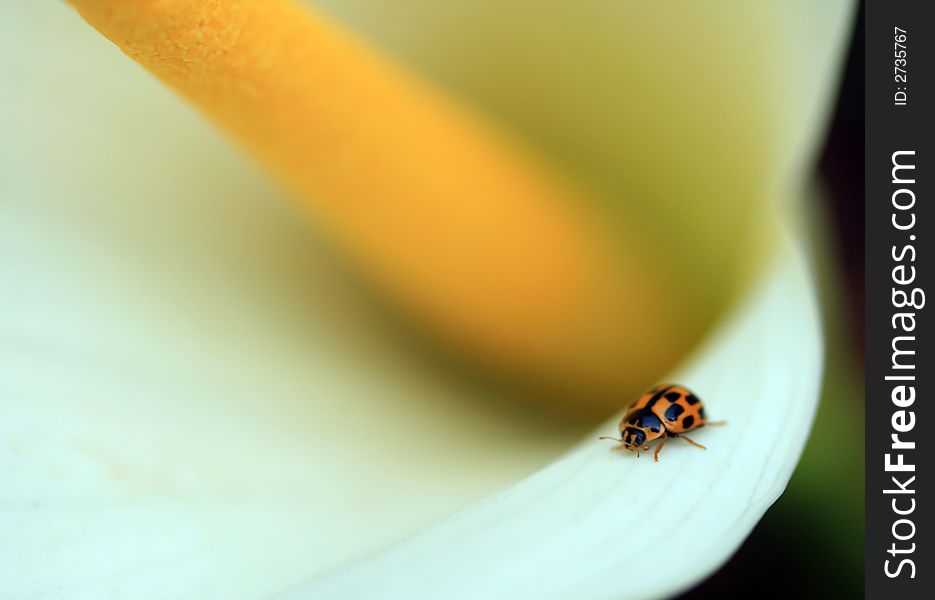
xmin=1 ymin=6 xmax=573 ymax=598
xmin=2 ymin=2 xmax=832 ymax=599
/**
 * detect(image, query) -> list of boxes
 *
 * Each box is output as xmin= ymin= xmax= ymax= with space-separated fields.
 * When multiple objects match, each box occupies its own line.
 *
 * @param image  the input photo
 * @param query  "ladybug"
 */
xmin=599 ymin=384 xmax=725 ymax=462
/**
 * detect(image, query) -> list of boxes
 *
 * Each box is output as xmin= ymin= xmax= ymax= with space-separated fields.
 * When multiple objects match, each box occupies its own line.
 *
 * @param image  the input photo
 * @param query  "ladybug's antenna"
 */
xmin=598 ymin=435 xmax=624 ymax=444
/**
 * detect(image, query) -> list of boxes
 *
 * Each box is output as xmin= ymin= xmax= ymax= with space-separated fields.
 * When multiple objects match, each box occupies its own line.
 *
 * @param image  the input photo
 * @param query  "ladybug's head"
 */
xmin=598 ymin=409 xmax=665 ymax=452
xmin=619 ymin=426 xmax=648 ymax=450
xmin=622 ymin=410 xmax=666 ymax=448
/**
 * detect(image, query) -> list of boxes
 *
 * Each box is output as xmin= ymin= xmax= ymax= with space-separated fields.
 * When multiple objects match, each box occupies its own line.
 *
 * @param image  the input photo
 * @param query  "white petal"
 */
xmin=282 ymin=230 xmax=823 ymax=600
xmin=0 ymin=4 xmax=573 ymax=598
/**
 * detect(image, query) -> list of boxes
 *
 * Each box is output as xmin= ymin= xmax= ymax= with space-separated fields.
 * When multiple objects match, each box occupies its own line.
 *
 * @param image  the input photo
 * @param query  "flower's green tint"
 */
xmin=311 ymin=0 xmax=855 ymax=332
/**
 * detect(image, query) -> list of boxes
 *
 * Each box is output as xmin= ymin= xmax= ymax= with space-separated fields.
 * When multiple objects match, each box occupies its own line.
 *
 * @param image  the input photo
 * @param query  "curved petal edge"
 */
xmin=282 ymin=229 xmax=824 ymax=600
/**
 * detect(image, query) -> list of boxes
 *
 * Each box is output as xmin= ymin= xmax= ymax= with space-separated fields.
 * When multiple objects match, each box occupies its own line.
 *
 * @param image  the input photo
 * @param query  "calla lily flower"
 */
xmin=1 ymin=1 xmax=852 ymax=599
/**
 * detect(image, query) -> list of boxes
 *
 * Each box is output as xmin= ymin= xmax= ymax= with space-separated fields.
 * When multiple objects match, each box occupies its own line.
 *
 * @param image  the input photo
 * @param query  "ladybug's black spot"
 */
xmin=664 ymin=404 xmax=684 ymax=421
xmin=645 ymin=386 xmax=672 ymax=410
xmin=664 ymin=391 xmax=682 ymax=402
xmin=636 ymin=412 xmax=662 ymax=433
xmin=685 ymin=394 xmax=700 ymax=405
xmin=682 ymin=415 xmax=695 ymax=429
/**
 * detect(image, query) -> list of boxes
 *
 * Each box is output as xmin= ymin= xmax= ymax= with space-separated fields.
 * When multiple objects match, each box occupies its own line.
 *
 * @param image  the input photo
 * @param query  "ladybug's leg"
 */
xmin=598 ymin=436 xmax=630 ymax=452
xmin=653 ymin=433 xmax=667 ymax=462
xmin=703 ymin=420 xmax=728 ymax=427
xmin=679 ymin=434 xmax=707 ymax=451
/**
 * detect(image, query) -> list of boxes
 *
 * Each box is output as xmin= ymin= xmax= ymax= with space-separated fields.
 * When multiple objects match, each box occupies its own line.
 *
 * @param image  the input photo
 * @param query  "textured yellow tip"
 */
xmin=67 ymin=0 xmax=690 ymax=413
